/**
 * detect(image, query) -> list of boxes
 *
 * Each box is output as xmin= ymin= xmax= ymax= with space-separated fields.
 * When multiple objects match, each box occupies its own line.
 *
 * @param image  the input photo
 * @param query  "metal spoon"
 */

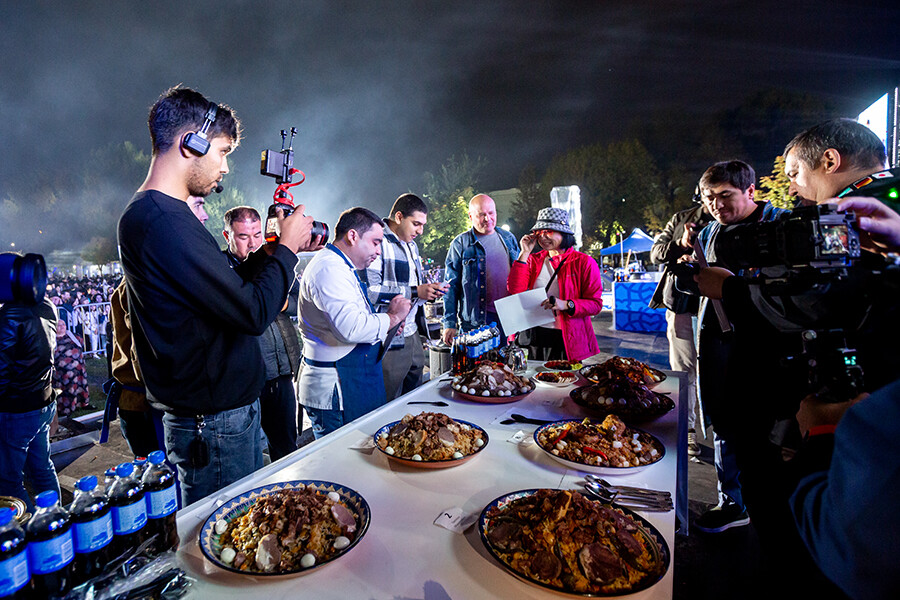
xmin=581 ymin=482 xmax=673 ymax=511
xmin=584 ymin=474 xmax=671 ymax=499
xmin=406 ymin=401 xmax=449 ymax=407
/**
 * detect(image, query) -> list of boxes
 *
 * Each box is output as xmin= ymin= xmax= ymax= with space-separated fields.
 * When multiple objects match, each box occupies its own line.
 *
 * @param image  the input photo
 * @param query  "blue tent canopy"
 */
xmin=599 ymin=228 xmax=655 ymax=255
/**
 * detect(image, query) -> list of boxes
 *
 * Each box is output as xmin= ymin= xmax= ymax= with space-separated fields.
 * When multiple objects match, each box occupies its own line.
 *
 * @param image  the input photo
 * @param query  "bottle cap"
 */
xmin=0 ymin=507 xmax=13 ymax=526
xmin=77 ymin=475 xmax=98 ymax=492
xmin=148 ymin=450 xmax=166 ymax=464
xmin=134 ymin=457 xmax=147 ymax=464
xmin=35 ymin=490 xmax=59 ymax=508
xmin=105 ymin=468 xmax=116 ymax=476
xmin=115 ymin=462 xmax=135 ymax=478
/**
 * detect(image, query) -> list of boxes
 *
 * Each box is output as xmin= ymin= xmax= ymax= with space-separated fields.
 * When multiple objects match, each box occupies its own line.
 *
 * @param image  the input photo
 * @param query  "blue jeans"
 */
xmin=161 ymin=400 xmax=263 ymax=508
xmin=305 ymin=389 xmax=345 ymax=440
xmin=714 ymin=432 xmax=744 ymax=510
xmin=0 ymin=401 xmax=60 ymax=513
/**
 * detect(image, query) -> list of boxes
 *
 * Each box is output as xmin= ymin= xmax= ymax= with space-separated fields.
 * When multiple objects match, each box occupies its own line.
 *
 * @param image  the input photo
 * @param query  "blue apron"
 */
xmin=304 ymin=245 xmax=388 ymax=419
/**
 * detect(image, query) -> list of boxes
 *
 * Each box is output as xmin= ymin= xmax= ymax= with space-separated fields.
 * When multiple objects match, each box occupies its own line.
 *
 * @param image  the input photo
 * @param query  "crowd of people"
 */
xmin=2 ymin=85 xmax=898 ymax=599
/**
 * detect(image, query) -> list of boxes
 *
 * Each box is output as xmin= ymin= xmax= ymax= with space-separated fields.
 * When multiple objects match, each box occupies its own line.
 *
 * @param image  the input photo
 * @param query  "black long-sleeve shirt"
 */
xmin=118 ymin=190 xmax=298 ymax=415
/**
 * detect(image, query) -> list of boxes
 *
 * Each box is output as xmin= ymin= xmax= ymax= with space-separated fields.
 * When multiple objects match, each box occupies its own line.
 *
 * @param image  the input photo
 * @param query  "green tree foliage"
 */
xmin=511 ymin=165 xmax=543 ymax=236
xmin=540 ymin=139 xmax=663 ymax=248
xmin=81 ymin=236 xmax=118 ymax=274
xmin=757 ymin=155 xmax=793 ymax=209
xmin=418 ymin=153 xmax=486 ymax=262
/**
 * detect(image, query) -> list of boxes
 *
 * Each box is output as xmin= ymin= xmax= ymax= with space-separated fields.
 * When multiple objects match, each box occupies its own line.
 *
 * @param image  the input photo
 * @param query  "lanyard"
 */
xmin=326 ymin=243 xmax=374 ymax=313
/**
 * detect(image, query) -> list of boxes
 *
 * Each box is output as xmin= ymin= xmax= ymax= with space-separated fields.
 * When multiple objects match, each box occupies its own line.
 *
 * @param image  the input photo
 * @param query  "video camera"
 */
xmin=0 ymin=252 xmax=47 ymax=305
xmin=260 ymin=128 xmax=329 ymax=245
xmin=715 ymin=203 xmax=861 ymax=271
xmin=784 ymin=329 xmax=865 ymax=404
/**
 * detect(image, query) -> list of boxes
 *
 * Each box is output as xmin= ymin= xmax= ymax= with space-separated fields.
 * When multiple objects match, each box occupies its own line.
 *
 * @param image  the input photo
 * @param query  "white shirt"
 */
xmin=298 ymin=245 xmax=392 ymax=362
xmin=297 ymin=246 xmax=392 ymax=411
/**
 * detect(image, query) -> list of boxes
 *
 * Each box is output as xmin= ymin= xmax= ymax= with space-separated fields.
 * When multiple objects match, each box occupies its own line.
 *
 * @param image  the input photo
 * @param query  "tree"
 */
xmin=511 ymin=165 xmax=543 ymax=237
xmin=418 ymin=153 xmax=486 ymax=262
xmin=540 ymin=139 xmax=663 ymax=248
xmin=81 ymin=236 xmax=118 ymax=274
xmin=757 ymin=155 xmax=793 ymax=209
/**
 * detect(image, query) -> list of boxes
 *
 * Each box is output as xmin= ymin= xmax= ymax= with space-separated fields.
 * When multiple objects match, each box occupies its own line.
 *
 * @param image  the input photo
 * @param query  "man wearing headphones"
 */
xmin=118 ymin=86 xmax=318 ymax=506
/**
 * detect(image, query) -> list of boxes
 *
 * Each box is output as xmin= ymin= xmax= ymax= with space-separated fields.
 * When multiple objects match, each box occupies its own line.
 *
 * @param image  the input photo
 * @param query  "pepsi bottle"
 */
xmin=141 ymin=451 xmax=179 ymax=554
xmin=131 ymin=457 xmax=147 ymax=481
xmin=25 ymin=490 xmax=74 ymax=598
xmin=69 ymin=476 xmax=114 ymax=585
xmin=107 ymin=463 xmax=148 ymax=559
xmin=0 ymin=507 xmax=29 ymax=599
xmin=102 ymin=468 xmax=116 ymax=493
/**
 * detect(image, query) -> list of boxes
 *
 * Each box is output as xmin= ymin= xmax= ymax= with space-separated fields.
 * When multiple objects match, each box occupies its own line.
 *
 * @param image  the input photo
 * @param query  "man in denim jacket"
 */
xmin=441 ymin=194 xmax=519 ymax=346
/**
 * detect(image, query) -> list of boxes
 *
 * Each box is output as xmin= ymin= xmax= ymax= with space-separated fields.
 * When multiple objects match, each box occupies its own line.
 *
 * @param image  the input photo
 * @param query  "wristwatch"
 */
xmin=567 ymin=299 xmax=575 ymax=314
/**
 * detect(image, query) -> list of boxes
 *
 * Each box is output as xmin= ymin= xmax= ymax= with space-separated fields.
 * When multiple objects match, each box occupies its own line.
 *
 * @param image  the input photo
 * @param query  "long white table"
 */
xmin=174 ymin=356 xmax=685 ymax=599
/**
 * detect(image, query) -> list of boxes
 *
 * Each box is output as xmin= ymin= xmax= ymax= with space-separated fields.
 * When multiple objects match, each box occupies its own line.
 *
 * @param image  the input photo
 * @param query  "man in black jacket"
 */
xmin=0 ymin=281 xmax=60 ymax=513
xmin=118 ymin=86 xmax=317 ymax=506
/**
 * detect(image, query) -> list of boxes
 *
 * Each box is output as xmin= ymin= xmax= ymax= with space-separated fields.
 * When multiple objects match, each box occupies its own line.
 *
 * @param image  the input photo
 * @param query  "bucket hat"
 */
xmin=530 ymin=207 xmax=574 ymax=235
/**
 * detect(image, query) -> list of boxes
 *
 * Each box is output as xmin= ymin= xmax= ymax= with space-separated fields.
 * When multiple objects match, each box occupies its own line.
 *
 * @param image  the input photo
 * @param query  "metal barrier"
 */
xmin=72 ymin=302 xmax=111 ymax=358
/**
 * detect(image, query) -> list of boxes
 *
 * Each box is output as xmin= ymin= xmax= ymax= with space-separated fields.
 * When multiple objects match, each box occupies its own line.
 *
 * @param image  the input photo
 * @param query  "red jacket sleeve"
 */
xmin=507 ymin=253 xmax=542 ymax=294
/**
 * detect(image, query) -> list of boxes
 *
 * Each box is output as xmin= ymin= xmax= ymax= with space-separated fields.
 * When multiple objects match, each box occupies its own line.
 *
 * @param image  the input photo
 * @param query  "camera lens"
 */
xmin=311 ymin=221 xmax=329 ymax=245
xmin=0 ymin=253 xmax=48 ymax=304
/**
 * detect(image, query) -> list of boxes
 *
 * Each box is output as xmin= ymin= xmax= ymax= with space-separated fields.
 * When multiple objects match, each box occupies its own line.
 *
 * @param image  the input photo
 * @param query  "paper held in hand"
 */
xmin=494 ymin=288 xmax=556 ymax=336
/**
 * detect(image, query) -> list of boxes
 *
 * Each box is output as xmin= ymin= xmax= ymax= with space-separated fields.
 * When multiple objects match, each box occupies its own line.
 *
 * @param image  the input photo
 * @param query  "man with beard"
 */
xmin=118 ymin=86 xmax=317 ymax=506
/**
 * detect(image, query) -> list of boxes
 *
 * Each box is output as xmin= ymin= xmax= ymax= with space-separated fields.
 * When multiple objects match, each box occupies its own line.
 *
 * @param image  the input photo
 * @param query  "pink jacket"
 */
xmin=507 ymin=247 xmax=603 ymax=361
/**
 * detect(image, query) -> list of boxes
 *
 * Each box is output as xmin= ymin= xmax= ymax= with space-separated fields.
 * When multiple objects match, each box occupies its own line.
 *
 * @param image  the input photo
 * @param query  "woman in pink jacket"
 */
xmin=507 ymin=208 xmax=603 ymax=362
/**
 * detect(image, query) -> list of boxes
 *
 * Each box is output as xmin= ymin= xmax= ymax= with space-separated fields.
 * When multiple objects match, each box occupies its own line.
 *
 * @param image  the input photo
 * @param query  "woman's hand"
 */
xmin=540 ymin=296 xmax=569 ymax=312
xmin=518 ymin=233 xmax=538 ymax=261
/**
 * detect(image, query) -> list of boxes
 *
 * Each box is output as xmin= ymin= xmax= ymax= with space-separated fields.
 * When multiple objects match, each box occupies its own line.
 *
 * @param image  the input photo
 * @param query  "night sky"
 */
xmin=2 ymin=1 xmax=899 ymax=243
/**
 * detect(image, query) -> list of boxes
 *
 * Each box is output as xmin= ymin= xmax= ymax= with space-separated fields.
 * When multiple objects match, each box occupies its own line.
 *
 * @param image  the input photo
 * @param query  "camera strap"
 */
xmin=693 ymin=239 xmax=732 ymax=333
xmin=544 ymin=254 xmax=570 ymax=293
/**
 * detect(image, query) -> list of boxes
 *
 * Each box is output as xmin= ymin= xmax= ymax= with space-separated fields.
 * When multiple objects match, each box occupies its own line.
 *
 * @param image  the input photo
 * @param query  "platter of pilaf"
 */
xmin=479 ymin=488 xmax=669 ymax=596
xmin=199 ymin=480 xmax=370 ymax=576
xmin=533 ymin=416 xmax=665 ymax=474
xmin=374 ymin=412 xmax=488 ymax=468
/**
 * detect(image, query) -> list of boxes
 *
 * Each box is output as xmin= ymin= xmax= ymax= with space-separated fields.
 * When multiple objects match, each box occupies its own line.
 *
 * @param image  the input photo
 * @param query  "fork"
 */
xmin=581 ymin=482 xmax=673 ymax=511
xmin=406 ymin=401 xmax=449 ymax=407
xmin=584 ymin=474 xmax=671 ymax=499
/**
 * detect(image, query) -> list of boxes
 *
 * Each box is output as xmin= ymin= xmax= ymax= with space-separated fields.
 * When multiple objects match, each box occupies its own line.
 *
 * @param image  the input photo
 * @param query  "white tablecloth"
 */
xmin=174 ymin=356 xmax=685 ymax=599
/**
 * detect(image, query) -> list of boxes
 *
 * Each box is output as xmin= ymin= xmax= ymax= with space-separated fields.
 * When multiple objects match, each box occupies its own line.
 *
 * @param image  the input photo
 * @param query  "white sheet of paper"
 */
xmin=494 ymin=288 xmax=555 ymax=335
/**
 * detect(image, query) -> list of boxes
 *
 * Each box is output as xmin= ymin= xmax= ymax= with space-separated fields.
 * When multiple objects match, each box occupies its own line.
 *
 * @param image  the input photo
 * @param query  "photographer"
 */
xmin=0 ymin=253 xmax=61 ymax=513
xmin=118 ymin=86 xmax=319 ymax=506
xmin=789 ymin=197 xmax=900 ymax=600
xmin=648 ymin=194 xmax=710 ymax=457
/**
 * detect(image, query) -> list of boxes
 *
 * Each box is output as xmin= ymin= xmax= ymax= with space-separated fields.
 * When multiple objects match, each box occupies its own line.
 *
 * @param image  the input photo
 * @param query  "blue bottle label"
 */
xmin=73 ymin=512 xmax=114 ymax=553
xmin=146 ymin=485 xmax=178 ymax=519
xmin=0 ymin=550 xmax=29 ymax=595
xmin=26 ymin=530 xmax=74 ymax=575
xmin=112 ymin=501 xmax=147 ymax=535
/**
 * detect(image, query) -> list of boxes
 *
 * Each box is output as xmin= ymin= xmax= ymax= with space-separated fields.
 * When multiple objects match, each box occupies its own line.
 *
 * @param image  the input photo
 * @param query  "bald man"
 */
xmin=441 ymin=194 xmax=519 ymax=345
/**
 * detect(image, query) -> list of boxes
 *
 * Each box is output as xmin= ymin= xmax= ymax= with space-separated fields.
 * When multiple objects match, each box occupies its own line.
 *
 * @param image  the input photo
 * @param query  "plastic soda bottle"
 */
xmin=25 ymin=490 xmax=74 ymax=598
xmin=107 ymin=462 xmax=148 ymax=559
xmin=69 ymin=475 xmax=114 ymax=585
xmin=131 ymin=457 xmax=147 ymax=481
xmin=140 ymin=451 xmax=180 ymax=554
xmin=0 ymin=507 xmax=29 ymax=599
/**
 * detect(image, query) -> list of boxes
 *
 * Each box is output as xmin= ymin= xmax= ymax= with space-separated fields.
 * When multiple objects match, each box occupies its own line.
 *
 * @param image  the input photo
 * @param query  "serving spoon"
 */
xmin=406 ymin=400 xmax=449 ymax=407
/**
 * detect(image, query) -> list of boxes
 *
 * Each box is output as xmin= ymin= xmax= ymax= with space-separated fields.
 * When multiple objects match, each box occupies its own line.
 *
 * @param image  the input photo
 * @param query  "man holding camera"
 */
xmin=223 ymin=206 xmax=302 ymax=462
xmin=690 ymin=161 xmax=790 ymax=537
xmin=0 ymin=260 xmax=60 ymax=513
xmin=118 ymin=86 xmax=317 ymax=506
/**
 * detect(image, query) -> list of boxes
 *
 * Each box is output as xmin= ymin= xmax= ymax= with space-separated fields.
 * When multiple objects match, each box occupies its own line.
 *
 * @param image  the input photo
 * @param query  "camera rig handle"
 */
xmin=693 ymin=238 xmax=733 ymax=333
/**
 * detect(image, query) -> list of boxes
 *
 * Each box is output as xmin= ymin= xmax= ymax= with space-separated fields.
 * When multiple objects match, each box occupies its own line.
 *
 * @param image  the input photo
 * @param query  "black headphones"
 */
xmin=181 ymin=102 xmax=218 ymax=156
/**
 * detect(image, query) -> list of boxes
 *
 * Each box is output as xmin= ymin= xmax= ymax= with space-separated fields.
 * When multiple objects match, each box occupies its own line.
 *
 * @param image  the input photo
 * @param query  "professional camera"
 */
xmin=0 ymin=252 xmax=47 ymax=304
xmin=260 ymin=127 xmax=329 ymax=245
xmin=715 ymin=203 xmax=861 ymax=271
xmin=783 ymin=329 xmax=865 ymax=404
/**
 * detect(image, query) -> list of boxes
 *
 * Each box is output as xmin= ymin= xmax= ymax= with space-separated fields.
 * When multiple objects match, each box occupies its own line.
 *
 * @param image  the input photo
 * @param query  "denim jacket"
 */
xmin=442 ymin=227 xmax=519 ymax=331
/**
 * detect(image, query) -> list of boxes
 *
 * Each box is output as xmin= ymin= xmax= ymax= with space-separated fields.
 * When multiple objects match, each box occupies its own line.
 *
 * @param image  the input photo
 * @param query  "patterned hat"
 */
xmin=530 ymin=207 xmax=574 ymax=235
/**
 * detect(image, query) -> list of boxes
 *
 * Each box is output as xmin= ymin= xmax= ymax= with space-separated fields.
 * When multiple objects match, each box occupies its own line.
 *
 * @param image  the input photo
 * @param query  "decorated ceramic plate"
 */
xmin=533 ymin=419 xmax=665 ymax=475
xmin=579 ymin=358 xmax=667 ymax=388
xmin=569 ymin=383 xmax=674 ymax=424
xmin=532 ymin=370 xmax=578 ymax=387
xmin=453 ymin=388 xmax=533 ymax=404
xmin=479 ymin=488 xmax=670 ymax=596
xmin=373 ymin=416 xmax=489 ymax=469
xmin=199 ymin=480 xmax=370 ymax=576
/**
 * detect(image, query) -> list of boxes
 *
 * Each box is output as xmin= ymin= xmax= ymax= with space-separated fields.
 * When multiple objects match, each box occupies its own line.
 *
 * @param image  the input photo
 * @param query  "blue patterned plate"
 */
xmin=374 ymin=418 xmax=489 ymax=468
xmin=198 ymin=480 xmax=370 ymax=576
xmin=479 ymin=488 xmax=670 ymax=596
xmin=533 ymin=419 xmax=665 ymax=475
